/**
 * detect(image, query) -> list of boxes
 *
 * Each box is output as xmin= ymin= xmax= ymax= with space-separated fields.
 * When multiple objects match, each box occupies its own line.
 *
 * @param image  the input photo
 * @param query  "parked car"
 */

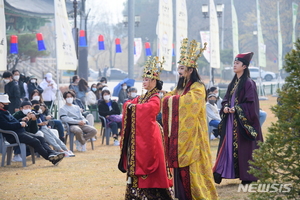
xmin=88 ymin=68 xmax=99 ymax=80
xmin=249 ymin=67 xmax=277 ymax=81
xmin=109 ymin=68 xmax=128 ymax=80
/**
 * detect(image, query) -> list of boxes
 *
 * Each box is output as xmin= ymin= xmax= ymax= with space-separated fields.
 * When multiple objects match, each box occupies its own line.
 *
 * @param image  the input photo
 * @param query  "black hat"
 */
xmin=20 ymin=100 xmax=32 ymax=107
xmin=30 ymin=100 xmax=39 ymax=105
xmin=235 ymin=52 xmax=254 ymax=66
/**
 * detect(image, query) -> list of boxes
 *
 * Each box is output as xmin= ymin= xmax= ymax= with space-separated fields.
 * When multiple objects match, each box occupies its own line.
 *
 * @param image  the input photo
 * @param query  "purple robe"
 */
xmin=213 ymin=78 xmax=263 ymax=183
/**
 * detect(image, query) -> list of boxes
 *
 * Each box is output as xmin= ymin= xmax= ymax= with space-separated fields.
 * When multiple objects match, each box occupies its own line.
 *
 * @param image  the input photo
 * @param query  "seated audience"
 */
xmin=206 ymin=94 xmax=221 ymax=139
xmin=0 ymin=94 xmax=65 ymax=166
xmin=209 ymin=86 xmax=223 ymax=110
xmin=12 ymin=100 xmax=44 ymax=162
xmin=98 ymin=89 xmax=122 ymax=146
xmin=31 ymin=100 xmax=75 ymax=157
xmin=40 ymin=103 xmax=65 ymax=143
xmin=60 ymin=91 xmax=97 ymax=152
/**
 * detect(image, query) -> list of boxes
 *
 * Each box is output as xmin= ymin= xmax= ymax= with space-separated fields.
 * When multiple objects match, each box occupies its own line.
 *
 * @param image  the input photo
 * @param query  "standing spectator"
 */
xmin=69 ymin=75 xmax=80 ymax=92
xmin=40 ymin=73 xmax=57 ymax=109
xmin=27 ymin=76 xmax=43 ymax=97
xmin=12 ymin=69 xmax=26 ymax=99
xmin=213 ymin=52 xmax=263 ymax=185
xmin=103 ymin=66 xmax=109 ymax=78
xmin=118 ymin=83 xmax=128 ymax=105
xmin=99 ymin=77 xmax=107 ymax=84
xmin=2 ymin=71 xmax=21 ymax=114
xmin=60 ymin=91 xmax=97 ymax=151
xmin=77 ymin=78 xmax=89 ymax=107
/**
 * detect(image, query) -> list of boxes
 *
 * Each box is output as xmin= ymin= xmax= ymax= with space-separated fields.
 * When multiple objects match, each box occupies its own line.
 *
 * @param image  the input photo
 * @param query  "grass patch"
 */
xmin=0 ymin=96 xmax=277 ymax=200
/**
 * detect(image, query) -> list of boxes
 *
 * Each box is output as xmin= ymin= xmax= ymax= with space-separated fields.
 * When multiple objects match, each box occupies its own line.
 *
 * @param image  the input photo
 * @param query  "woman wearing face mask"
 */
xmin=86 ymin=84 xmax=98 ymax=110
xmin=27 ymin=76 xmax=43 ymax=98
xmin=206 ymin=93 xmax=221 ymax=139
xmin=2 ymin=71 xmax=21 ymax=114
xmin=30 ymin=89 xmax=44 ymax=104
xmin=98 ymin=89 xmax=122 ymax=146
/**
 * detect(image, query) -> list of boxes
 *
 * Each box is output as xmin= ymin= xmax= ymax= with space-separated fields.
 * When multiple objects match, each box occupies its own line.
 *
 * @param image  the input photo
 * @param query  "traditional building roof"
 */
xmin=5 ymin=0 xmax=77 ymax=18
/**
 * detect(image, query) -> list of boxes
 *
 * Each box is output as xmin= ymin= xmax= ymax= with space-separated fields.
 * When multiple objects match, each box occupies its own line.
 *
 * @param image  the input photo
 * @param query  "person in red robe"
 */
xmin=213 ymin=52 xmax=264 ymax=185
xmin=118 ymin=57 xmax=173 ymax=199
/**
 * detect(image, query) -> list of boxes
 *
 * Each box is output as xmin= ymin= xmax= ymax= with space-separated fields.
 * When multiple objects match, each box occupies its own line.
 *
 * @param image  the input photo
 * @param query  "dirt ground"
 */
xmin=0 ymin=96 xmax=277 ymax=200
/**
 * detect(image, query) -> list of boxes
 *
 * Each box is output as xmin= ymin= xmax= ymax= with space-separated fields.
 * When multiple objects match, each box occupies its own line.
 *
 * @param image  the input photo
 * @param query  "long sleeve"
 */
xmin=98 ymin=101 xmax=120 ymax=116
xmin=0 ymin=111 xmax=22 ymax=131
xmin=86 ymin=91 xmax=97 ymax=106
xmin=60 ymin=105 xmax=85 ymax=124
xmin=206 ymin=103 xmax=221 ymax=121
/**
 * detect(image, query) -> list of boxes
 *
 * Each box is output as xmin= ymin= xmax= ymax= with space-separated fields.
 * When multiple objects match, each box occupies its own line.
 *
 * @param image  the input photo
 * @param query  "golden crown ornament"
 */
xmin=178 ymin=38 xmax=207 ymax=68
xmin=142 ymin=56 xmax=165 ymax=80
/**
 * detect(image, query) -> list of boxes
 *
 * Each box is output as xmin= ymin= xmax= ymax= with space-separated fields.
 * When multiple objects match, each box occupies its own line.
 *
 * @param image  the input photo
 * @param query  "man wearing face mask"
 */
xmin=12 ymin=100 xmax=44 ymax=162
xmin=118 ymin=83 xmax=128 ymax=105
xmin=60 ymin=91 xmax=97 ymax=152
xmin=206 ymin=93 xmax=221 ymax=139
xmin=12 ymin=69 xmax=26 ymax=100
xmin=0 ymin=95 xmax=65 ymax=166
xmin=2 ymin=71 xmax=21 ymax=114
xmin=27 ymin=76 xmax=43 ymax=98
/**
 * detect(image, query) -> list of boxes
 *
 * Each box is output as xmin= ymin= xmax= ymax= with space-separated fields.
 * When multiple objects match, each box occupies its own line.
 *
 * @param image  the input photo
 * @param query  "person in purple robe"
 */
xmin=213 ymin=52 xmax=264 ymax=185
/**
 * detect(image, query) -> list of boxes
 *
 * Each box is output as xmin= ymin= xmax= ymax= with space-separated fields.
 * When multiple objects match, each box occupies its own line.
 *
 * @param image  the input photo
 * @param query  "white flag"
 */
xmin=54 ymin=0 xmax=77 ymax=70
xmin=209 ymin=0 xmax=220 ymax=69
xmin=0 ymin=0 xmax=7 ymax=71
xmin=200 ymin=31 xmax=210 ymax=63
xmin=134 ymin=38 xmax=142 ymax=65
xmin=157 ymin=0 xmax=173 ymax=71
xmin=176 ymin=0 xmax=188 ymax=64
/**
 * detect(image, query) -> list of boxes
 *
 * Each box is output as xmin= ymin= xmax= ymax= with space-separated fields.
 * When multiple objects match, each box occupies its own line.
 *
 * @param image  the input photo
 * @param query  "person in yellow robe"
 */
xmin=162 ymin=38 xmax=218 ymax=200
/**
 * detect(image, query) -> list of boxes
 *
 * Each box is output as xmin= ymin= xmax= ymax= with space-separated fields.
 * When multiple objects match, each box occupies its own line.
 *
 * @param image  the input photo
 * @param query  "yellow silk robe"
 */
xmin=162 ymin=81 xmax=218 ymax=200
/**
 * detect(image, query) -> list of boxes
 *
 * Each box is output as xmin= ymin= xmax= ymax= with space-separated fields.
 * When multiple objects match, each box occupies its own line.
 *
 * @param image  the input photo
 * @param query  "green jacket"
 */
xmin=13 ymin=111 xmax=39 ymax=134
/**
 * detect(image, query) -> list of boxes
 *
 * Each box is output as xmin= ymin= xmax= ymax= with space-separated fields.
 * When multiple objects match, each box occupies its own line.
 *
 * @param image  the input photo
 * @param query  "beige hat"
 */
xmin=0 ymin=94 xmax=10 ymax=103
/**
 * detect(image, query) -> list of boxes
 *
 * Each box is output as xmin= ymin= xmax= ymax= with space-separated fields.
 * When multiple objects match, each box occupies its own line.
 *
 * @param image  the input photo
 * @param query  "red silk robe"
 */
xmin=118 ymin=92 xmax=172 ymax=189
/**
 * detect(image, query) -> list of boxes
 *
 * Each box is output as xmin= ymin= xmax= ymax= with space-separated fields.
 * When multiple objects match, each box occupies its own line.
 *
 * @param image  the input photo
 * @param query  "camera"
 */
xmin=31 ymin=111 xmax=41 ymax=118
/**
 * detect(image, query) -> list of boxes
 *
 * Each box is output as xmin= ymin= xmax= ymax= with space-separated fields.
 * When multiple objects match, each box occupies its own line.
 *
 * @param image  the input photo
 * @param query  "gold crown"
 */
xmin=178 ymin=38 xmax=207 ymax=68
xmin=142 ymin=56 xmax=165 ymax=80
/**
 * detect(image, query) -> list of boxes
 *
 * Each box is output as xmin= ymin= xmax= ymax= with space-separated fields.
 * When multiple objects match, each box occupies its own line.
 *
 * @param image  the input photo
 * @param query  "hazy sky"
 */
xmin=86 ymin=0 xmax=126 ymax=24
